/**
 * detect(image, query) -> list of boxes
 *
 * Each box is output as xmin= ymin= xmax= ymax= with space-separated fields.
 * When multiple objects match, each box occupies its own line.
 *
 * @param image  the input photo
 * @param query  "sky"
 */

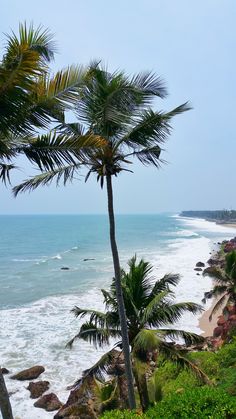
xmin=0 ymin=0 xmax=235 ymax=214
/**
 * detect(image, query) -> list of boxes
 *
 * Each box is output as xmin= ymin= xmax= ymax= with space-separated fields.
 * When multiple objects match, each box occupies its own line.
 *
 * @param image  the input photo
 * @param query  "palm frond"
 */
xmin=17 ymin=131 xmax=104 ymax=171
xmin=73 ymin=349 xmax=121 ymax=386
xmin=145 ymin=301 xmax=203 ymax=328
xmin=67 ymin=321 xmax=120 ymax=349
xmin=160 ymin=328 xmax=204 ymax=346
xmin=4 ymin=22 xmax=56 ymax=64
xmin=13 ymin=164 xmax=80 ymax=196
xmin=71 ymin=306 xmax=119 ymax=329
xmin=126 ymin=145 xmax=163 ymax=168
xmin=158 ymin=342 xmax=210 ymax=384
xmin=141 ymin=290 xmax=170 ymax=326
xmin=131 ymin=71 xmax=167 ymax=99
xmin=209 ymin=294 xmax=228 ymax=321
xmin=0 ymin=163 xmax=16 ymax=185
xmin=147 ymin=274 xmax=180 ymax=302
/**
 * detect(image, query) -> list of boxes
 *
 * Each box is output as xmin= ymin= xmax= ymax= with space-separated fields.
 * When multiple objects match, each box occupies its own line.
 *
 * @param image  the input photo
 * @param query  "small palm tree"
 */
xmin=68 ymin=256 xmax=207 ymax=411
xmin=203 ymin=250 xmax=236 ymax=321
xmin=14 ymin=66 xmax=190 ymax=409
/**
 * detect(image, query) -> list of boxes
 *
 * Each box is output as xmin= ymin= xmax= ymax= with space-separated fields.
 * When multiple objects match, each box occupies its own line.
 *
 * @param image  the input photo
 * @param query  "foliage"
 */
xmin=101 ymin=410 xmax=143 ymax=419
xmin=203 ymin=250 xmax=236 ymax=320
xmin=146 ymin=387 xmax=236 ymax=419
xmin=68 ymin=257 xmax=204 ymax=379
xmin=14 ymin=63 xmax=190 ymax=193
xmin=0 ymin=23 xmax=90 ymax=184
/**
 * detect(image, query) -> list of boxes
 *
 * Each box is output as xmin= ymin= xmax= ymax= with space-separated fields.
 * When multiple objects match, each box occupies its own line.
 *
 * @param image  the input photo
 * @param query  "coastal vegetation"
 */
xmin=181 ymin=210 xmax=236 ymax=223
xmin=202 ymin=250 xmax=236 ymax=321
xmin=101 ymin=336 xmax=236 ymax=418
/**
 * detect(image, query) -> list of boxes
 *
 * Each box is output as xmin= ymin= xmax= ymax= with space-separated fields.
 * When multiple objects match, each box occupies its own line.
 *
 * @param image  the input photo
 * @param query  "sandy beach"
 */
xmin=198 ymin=299 xmax=220 ymax=337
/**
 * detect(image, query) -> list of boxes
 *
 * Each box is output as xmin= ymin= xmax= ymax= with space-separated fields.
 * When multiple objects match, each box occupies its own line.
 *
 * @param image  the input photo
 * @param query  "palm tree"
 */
xmin=14 ymin=66 xmax=190 ymax=408
xmin=203 ymin=250 xmax=236 ymax=321
xmin=0 ymin=22 xmax=93 ymax=184
xmin=0 ymin=22 xmax=98 ymax=419
xmin=68 ymin=256 xmax=207 ymax=411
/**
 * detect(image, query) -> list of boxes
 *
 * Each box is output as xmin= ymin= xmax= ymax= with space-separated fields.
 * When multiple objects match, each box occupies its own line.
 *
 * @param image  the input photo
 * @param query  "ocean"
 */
xmin=0 ymin=213 xmax=236 ymax=418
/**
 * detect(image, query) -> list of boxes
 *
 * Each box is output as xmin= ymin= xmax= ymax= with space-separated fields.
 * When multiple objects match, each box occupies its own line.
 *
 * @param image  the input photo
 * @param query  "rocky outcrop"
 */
xmin=1 ymin=368 xmax=9 ymax=375
xmin=54 ymin=376 xmax=99 ymax=418
xmin=11 ymin=366 xmax=45 ymax=381
xmin=194 ymin=267 xmax=202 ymax=272
xmin=34 ymin=393 xmax=62 ymax=411
xmin=211 ymin=305 xmax=236 ymax=345
xmin=196 ymin=262 xmax=205 ymax=267
xmin=27 ymin=381 xmax=50 ymax=398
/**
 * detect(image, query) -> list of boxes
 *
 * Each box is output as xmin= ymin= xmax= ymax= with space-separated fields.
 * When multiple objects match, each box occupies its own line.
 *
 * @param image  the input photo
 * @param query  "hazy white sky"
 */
xmin=1 ymin=0 xmax=235 ymax=214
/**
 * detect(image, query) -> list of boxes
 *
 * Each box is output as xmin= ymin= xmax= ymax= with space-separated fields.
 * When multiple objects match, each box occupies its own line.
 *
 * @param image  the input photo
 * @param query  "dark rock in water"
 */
xmin=196 ymin=273 xmax=200 ymax=276
xmin=27 ymin=381 xmax=50 ymax=398
xmin=194 ymin=267 xmax=202 ymax=271
xmin=83 ymin=258 xmax=95 ymax=261
xmin=1 ymin=368 xmax=9 ymax=375
xmin=196 ymin=261 xmax=205 ymax=267
xmin=34 ymin=393 xmax=62 ymax=412
xmin=61 ymin=266 xmax=69 ymax=270
xmin=11 ymin=366 xmax=45 ymax=381
xmin=203 ymin=266 xmax=219 ymax=276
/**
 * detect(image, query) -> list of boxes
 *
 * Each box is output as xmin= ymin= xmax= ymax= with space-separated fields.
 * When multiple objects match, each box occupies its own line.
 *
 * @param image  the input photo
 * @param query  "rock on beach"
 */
xmin=11 ymin=366 xmax=45 ymax=381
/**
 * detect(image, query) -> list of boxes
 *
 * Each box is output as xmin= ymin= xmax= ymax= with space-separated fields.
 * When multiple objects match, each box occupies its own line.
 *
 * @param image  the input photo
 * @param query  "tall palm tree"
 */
xmin=203 ymin=250 xmax=236 ymax=321
xmin=0 ymin=22 xmax=93 ymax=184
xmin=14 ymin=66 xmax=190 ymax=408
xmin=68 ymin=256 xmax=207 ymax=411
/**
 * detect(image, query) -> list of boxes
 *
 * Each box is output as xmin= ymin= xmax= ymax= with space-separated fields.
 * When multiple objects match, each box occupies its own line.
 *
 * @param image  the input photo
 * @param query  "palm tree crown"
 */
xmin=13 ymin=65 xmax=191 ymax=194
xmin=69 ymin=256 xmax=203 ymax=354
xmin=0 ymin=23 xmax=90 ymax=185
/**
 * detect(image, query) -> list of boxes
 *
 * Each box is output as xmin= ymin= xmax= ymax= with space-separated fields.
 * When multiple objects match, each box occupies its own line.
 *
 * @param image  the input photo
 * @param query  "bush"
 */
xmin=189 ymin=350 xmax=219 ymax=377
xmin=146 ymin=387 xmax=236 ymax=419
xmin=101 ymin=410 xmax=143 ymax=419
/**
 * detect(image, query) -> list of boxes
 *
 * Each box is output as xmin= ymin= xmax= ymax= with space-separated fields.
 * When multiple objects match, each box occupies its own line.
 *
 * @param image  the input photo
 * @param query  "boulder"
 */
xmin=27 ymin=381 xmax=50 ymax=398
xmin=34 ymin=393 xmax=62 ymax=412
xmin=207 ymin=258 xmax=220 ymax=265
xmin=217 ymin=316 xmax=226 ymax=326
xmin=61 ymin=266 xmax=69 ymax=270
xmin=225 ymin=305 xmax=236 ymax=316
xmin=11 ymin=366 xmax=45 ymax=381
xmin=1 ymin=368 xmax=9 ymax=375
xmin=213 ymin=326 xmax=223 ymax=338
xmin=196 ymin=261 xmax=205 ymax=267
xmin=194 ymin=267 xmax=202 ymax=271
xmin=203 ymin=266 xmax=218 ymax=276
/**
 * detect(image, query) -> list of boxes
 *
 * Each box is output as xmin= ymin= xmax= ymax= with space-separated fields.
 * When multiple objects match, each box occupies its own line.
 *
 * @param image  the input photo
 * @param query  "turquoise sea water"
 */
xmin=0 ymin=213 xmax=193 ymax=308
xmin=1 ymin=213 xmax=236 ymax=419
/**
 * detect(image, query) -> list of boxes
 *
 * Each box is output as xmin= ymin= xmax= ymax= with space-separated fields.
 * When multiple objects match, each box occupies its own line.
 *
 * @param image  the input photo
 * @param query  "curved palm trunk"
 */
xmin=0 ymin=368 xmax=13 ymax=419
xmin=106 ymin=174 xmax=136 ymax=410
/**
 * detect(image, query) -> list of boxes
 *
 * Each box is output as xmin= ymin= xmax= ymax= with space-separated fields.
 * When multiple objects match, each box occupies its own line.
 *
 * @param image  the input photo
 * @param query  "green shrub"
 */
xmin=146 ymin=387 xmax=236 ymax=419
xmin=216 ymin=338 xmax=236 ymax=368
xmin=101 ymin=410 xmax=143 ymax=419
xmin=189 ymin=350 xmax=219 ymax=377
